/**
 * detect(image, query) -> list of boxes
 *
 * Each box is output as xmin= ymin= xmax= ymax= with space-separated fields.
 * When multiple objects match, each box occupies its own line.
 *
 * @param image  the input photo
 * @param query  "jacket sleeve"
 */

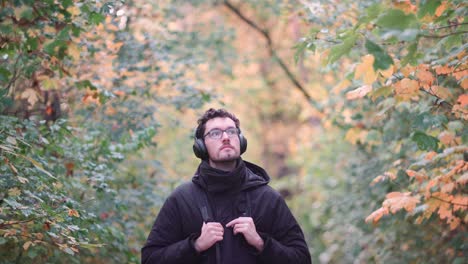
xmin=141 ymin=192 xmax=202 ymax=264
xmin=257 ymin=192 xmax=312 ymax=264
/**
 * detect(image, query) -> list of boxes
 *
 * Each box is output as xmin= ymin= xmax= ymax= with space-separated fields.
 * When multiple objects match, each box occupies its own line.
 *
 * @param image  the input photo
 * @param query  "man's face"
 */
xmin=204 ymin=117 xmax=241 ymax=164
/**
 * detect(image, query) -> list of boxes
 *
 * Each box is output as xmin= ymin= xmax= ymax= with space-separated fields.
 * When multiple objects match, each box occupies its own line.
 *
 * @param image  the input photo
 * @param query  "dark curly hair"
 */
xmin=195 ymin=108 xmax=240 ymax=139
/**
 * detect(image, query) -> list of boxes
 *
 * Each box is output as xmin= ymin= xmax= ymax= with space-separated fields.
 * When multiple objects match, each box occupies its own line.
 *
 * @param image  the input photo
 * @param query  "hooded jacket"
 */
xmin=142 ymin=159 xmax=311 ymax=264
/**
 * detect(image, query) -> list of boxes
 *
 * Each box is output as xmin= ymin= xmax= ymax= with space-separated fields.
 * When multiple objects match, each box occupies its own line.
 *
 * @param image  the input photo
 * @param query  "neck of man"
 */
xmin=209 ymin=159 xmax=237 ymax=172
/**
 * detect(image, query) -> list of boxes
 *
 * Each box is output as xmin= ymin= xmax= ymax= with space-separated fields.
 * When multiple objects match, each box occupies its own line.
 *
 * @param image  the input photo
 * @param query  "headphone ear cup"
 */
xmin=239 ymin=133 xmax=247 ymax=155
xmin=193 ymin=138 xmax=208 ymax=160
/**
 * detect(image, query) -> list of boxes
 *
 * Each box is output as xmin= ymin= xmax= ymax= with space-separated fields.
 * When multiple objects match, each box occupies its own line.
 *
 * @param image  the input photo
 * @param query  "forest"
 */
xmin=0 ymin=0 xmax=466 ymax=263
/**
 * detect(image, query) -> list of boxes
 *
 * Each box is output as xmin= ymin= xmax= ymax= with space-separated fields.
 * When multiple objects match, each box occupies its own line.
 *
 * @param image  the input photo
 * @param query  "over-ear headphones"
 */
xmin=193 ymin=128 xmax=247 ymax=160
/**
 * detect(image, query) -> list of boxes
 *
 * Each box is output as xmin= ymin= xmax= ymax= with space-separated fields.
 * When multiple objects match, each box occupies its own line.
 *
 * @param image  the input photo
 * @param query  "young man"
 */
xmin=142 ymin=108 xmax=311 ymax=264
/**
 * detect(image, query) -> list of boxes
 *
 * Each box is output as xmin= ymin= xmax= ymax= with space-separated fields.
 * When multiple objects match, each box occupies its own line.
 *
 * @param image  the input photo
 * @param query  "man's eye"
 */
xmin=211 ymin=131 xmax=221 ymax=137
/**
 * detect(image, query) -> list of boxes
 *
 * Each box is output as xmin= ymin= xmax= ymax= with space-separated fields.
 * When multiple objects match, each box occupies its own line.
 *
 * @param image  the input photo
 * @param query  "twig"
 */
xmin=222 ymin=0 xmax=319 ymax=108
xmin=419 ymin=30 xmax=468 ymax=39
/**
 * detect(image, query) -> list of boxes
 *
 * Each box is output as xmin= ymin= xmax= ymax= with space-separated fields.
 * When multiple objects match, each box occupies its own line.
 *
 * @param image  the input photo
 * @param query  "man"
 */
xmin=142 ymin=108 xmax=311 ymax=264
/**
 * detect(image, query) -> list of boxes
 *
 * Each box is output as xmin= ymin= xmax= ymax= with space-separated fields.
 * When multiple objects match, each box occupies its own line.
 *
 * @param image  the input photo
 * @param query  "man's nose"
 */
xmin=221 ymin=131 xmax=230 ymax=140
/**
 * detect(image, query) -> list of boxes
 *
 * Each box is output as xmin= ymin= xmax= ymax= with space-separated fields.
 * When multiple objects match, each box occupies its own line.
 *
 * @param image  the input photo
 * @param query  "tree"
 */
xmin=297 ymin=0 xmax=467 ymax=261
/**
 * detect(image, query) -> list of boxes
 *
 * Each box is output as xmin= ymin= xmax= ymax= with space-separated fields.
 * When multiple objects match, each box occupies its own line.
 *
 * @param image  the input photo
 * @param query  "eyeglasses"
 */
xmin=204 ymin=127 xmax=239 ymax=139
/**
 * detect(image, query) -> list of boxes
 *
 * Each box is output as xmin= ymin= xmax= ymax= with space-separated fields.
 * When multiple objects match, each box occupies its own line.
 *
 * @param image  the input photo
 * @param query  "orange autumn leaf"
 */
xmin=456 ymin=173 xmax=468 ymax=185
xmin=456 ymin=94 xmax=468 ymax=108
xmin=393 ymin=0 xmax=417 ymax=14
xmin=425 ymin=151 xmax=437 ymax=160
xmin=394 ymin=78 xmax=419 ymax=100
xmin=452 ymin=69 xmax=467 ymax=81
xmin=371 ymin=171 xmax=396 ymax=186
xmin=382 ymin=192 xmax=420 ymax=213
xmin=68 ymin=209 xmax=80 ymax=217
xmin=365 ymin=207 xmax=389 ymax=224
xmin=346 ymin=85 xmax=372 ymax=100
xmin=406 ymin=169 xmax=428 ymax=183
xmin=438 ymin=131 xmax=455 ymax=146
xmin=461 ymin=78 xmax=468 ymax=89
xmin=355 ymin=55 xmax=377 ymax=84
xmin=452 ymin=195 xmax=468 ymax=211
xmin=434 ymin=65 xmax=452 ymax=75
xmin=448 ymin=216 xmax=461 ymax=230
xmin=437 ymin=202 xmax=452 ymax=220
xmin=401 ymin=65 xmax=415 ymax=77
xmin=416 ymin=68 xmax=434 ymax=89
xmin=435 ymin=1 xmax=447 ymax=17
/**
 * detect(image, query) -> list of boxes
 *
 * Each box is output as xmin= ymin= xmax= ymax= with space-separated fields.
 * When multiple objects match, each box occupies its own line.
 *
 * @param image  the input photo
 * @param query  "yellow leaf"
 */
xmin=21 ymin=89 xmax=40 ymax=108
xmin=379 ymin=65 xmax=395 ymax=79
xmin=8 ymin=187 xmax=21 ymax=197
xmin=344 ymin=128 xmax=367 ymax=144
xmin=66 ymin=5 xmax=81 ymax=17
xmin=67 ymin=43 xmax=81 ymax=60
xmin=41 ymin=78 xmax=59 ymax=90
xmin=23 ymin=241 xmax=33 ymax=251
xmin=332 ymin=79 xmax=351 ymax=95
xmin=355 ymin=55 xmax=377 ymax=84
xmin=346 ymin=85 xmax=372 ymax=100
xmin=429 ymin=85 xmax=452 ymax=100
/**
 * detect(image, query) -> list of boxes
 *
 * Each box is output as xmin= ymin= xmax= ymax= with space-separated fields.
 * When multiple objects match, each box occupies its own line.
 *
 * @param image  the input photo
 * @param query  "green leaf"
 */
xmin=19 ymin=154 xmax=57 ymax=179
xmin=370 ymin=86 xmax=393 ymax=101
xmin=376 ymin=9 xmax=419 ymax=30
xmin=0 ymin=67 xmax=11 ymax=83
xmin=358 ymin=3 xmax=382 ymax=25
xmin=89 ymin=12 xmax=105 ymax=25
xmin=294 ymin=39 xmax=315 ymax=64
xmin=418 ymin=0 xmax=442 ymax=18
xmin=75 ymin=80 xmax=97 ymax=90
xmin=365 ymin=39 xmax=393 ymax=70
xmin=401 ymin=42 xmax=419 ymax=66
xmin=327 ymin=32 xmax=358 ymax=64
xmin=411 ymin=131 xmax=439 ymax=151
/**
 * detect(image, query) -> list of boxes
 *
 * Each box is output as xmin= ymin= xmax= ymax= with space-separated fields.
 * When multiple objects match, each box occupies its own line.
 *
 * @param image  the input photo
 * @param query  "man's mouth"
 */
xmin=220 ymin=145 xmax=233 ymax=150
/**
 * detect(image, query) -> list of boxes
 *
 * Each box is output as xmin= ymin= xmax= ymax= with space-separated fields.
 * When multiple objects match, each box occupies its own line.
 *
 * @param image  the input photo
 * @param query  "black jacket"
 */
xmin=142 ymin=160 xmax=311 ymax=264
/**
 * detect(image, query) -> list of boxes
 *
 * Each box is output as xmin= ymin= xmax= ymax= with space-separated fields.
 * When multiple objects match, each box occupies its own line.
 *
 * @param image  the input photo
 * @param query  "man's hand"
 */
xmin=194 ymin=222 xmax=224 ymax=252
xmin=226 ymin=217 xmax=264 ymax=252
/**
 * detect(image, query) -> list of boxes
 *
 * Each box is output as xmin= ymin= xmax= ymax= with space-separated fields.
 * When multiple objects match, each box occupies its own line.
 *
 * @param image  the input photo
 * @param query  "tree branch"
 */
xmin=222 ymin=0 xmax=319 ymax=108
xmin=420 ymin=30 xmax=468 ymax=39
xmin=431 ymin=196 xmax=468 ymax=207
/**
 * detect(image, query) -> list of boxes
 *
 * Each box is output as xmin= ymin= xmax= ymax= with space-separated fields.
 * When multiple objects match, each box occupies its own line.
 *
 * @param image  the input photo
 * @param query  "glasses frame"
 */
xmin=203 ymin=127 xmax=239 ymax=140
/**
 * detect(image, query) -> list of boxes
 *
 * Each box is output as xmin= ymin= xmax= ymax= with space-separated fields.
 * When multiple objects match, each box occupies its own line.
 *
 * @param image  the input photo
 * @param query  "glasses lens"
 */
xmin=209 ymin=129 xmax=222 ymax=139
xmin=226 ymin=128 xmax=238 ymax=136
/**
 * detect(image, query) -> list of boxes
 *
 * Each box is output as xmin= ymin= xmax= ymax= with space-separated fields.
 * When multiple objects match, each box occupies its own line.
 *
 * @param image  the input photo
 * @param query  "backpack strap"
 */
xmin=190 ymin=181 xmax=213 ymax=222
xmin=190 ymin=181 xmax=221 ymax=264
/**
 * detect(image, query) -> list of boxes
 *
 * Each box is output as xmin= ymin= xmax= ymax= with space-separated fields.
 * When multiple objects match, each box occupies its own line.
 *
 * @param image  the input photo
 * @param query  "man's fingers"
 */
xmin=226 ymin=217 xmax=253 ymax=227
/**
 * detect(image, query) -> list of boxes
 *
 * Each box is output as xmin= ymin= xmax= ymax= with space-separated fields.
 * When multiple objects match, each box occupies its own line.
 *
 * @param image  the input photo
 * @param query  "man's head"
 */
xmin=193 ymin=108 xmax=247 ymax=168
